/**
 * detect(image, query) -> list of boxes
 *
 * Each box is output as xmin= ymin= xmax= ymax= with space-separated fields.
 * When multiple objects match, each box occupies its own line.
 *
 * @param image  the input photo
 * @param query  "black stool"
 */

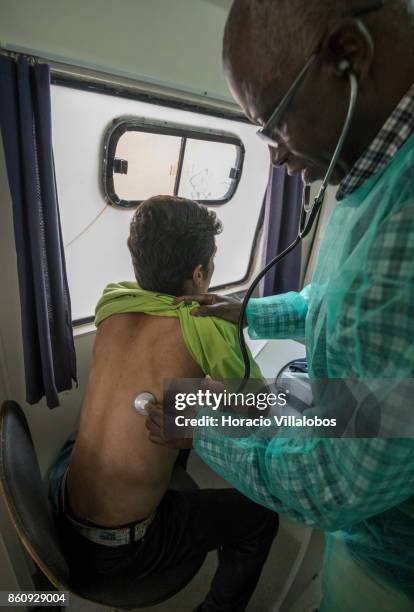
xmin=0 ymin=401 xmax=206 ymax=610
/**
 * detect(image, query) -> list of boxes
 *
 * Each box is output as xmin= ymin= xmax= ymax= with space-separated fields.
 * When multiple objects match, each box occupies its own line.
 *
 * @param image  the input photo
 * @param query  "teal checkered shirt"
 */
xmin=194 ymin=84 xmax=414 ymax=564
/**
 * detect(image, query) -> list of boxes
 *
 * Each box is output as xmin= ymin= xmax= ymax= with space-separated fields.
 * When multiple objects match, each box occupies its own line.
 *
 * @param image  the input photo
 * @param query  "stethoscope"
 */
xmin=237 ymin=63 xmax=359 ymax=390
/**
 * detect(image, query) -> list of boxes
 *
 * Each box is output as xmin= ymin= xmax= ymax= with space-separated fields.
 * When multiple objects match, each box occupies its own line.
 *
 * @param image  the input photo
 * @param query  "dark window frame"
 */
xmin=102 ymin=116 xmax=245 ymax=208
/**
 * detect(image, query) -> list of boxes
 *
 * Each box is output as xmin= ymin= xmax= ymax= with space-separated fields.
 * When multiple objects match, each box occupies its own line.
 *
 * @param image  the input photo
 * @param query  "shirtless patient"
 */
xmin=52 ymin=196 xmax=278 ymax=612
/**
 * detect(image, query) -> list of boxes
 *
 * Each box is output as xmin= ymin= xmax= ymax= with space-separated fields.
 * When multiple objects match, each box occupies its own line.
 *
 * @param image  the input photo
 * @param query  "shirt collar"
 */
xmin=336 ymin=82 xmax=414 ymax=201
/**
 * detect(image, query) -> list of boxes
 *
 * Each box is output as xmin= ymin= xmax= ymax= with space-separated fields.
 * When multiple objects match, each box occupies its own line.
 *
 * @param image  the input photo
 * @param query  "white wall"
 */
xmin=51 ymin=85 xmax=269 ymax=321
xmin=0 ymin=0 xmax=235 ymax=103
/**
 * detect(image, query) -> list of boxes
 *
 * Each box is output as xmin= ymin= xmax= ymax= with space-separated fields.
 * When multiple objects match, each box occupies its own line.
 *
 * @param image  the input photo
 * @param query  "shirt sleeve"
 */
xmin=195 ymin=204 xmax=414 ymax=531
xmin=194 ymin=431 xmax=414 ymax=531
xmin=246 ymin=284 xmax=311 ymax=340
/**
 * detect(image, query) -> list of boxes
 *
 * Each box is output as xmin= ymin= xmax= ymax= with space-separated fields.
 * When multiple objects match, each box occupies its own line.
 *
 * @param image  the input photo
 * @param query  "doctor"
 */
xmin=148 ymin=1 xmax=414 ymax=610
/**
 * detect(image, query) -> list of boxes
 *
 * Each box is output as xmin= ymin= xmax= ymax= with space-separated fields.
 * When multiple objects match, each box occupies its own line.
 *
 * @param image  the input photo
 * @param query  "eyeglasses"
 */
xmin=256 ymin=0 xmax=385 ymax=146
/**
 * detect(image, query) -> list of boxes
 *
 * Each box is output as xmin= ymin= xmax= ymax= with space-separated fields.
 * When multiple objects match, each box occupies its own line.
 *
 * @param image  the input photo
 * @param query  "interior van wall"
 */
xmin=0 ymin=138 xmax=91 ymax=478
xmin=0 ymin=137 xmax=51 ymax=594
xmin=0 ymin=0 xmax=234 ymax=103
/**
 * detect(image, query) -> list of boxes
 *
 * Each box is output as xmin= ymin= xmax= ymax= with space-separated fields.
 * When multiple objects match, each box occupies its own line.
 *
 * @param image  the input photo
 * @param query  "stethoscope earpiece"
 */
xmin=338 ymin=59 xmax=352 ymax=75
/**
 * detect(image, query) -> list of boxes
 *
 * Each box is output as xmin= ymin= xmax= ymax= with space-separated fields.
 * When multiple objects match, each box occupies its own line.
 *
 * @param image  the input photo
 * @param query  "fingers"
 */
xmin=172 ymin=296 xmax=194 ymax=306
xmin=148 ymin=433 xmax=167 ymax=446
xmin=193 ymin=302 xmax=241 ymax=323
xmin=146 ymin=412 xmax=192 ymax=449
xmin=172 ymin=294 xmax=216 ymax=306
xmin=146 ymin=406 xmax=170 ymax=447
xmin=191 ymin=305 xmax=213 ymax=317
xmin=145 ymin=414 xmax=161 ymax=434
xmin=191 ymin=302 xmax=229 ymax=317
xmin=201 ymin=376 xmax=225 ymax=394
xmin=146 ymin=403 xmax=163 ymax=417
xmin=145 ymin=404 xmax=163 ymax=431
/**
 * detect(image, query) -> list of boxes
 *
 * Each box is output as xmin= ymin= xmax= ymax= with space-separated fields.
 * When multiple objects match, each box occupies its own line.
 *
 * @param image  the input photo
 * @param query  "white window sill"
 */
xmin=73 ymin=322 xmax=96 ymax=338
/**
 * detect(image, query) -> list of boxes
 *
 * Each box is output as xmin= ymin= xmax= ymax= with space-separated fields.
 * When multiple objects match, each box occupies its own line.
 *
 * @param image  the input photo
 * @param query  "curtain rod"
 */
xmin=0 ymin=46 xmax=244 ymax=119
xmin=0 ymin=47 xmax=37 ymax=65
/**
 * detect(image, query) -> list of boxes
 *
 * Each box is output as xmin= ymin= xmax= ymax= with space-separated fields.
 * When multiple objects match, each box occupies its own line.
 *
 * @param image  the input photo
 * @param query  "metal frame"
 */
xmin=102 ymin=116 xmax=245 ymax=208
xmin=50 ymin=71 xmax=245 ymax=122
xmin=0 ymin=44 xmax=244 ymax=119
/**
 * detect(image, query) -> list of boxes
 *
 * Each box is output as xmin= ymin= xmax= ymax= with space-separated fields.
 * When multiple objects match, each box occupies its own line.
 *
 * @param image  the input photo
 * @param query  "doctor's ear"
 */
xmin=321 ymin=17 xmax=375 ymax=83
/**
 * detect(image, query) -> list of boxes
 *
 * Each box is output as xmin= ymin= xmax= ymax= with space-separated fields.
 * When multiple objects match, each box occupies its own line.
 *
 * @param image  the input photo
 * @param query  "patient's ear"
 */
xmin=193 ymin=264 xmax=205 ymax=288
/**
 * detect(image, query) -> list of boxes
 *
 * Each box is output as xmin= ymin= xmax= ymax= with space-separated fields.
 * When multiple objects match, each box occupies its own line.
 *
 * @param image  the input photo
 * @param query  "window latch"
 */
xmin=113 ymin=158 xmax=128 ymax=174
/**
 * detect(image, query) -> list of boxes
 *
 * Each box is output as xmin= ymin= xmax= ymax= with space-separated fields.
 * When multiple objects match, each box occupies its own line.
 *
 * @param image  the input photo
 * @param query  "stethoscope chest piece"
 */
xmin=134 ymin=392 xmax=156 ymax=416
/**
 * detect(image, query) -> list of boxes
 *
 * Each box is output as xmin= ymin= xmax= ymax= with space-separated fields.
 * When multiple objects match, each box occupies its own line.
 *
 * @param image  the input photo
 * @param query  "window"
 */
xmin=102 ymin=117 xmax=244 ymax=208
xmin=52 ymin=85 xmax=269 ymax=323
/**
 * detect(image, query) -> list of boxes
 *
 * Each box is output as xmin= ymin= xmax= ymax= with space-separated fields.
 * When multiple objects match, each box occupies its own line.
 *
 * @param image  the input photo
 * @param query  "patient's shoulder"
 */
xmin=94 ymin=311 xmax=203 ymax=378
xmin=96 ymin=311 xmax=182 ymax=347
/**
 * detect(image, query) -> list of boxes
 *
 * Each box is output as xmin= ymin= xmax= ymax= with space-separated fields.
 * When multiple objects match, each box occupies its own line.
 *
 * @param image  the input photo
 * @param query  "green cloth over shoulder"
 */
xmin=95 ymin=282 xmax=263 ymax=381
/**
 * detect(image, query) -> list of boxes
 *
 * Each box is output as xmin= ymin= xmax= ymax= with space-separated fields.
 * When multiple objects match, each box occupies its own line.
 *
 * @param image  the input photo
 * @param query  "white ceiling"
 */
xmin=0 ymin=0 xmax=235 ymax=103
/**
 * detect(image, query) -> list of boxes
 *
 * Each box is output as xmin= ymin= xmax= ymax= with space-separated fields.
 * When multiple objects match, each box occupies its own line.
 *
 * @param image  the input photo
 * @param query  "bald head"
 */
xmin=223 ymin=0 xmax=414 ymax=112
xmin=222 ymin=0 xmax=414 ymax=186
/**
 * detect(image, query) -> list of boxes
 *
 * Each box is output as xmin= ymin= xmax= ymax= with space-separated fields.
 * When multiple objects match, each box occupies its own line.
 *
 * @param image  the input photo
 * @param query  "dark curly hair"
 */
xmin=127 ymin=196 xmax=222 ymax=296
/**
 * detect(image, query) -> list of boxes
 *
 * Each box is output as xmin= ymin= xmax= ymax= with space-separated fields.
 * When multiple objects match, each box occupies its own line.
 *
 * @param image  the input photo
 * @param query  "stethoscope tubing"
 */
xmin=237 ymin=72 xmax=359 ymax=392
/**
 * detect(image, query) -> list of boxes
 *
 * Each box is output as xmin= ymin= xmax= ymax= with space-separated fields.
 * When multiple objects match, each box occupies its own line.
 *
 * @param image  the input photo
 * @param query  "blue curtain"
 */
xmin=261 ymin=166 xmax=303 ymax=296
xmin=0 ymin=56 xmax=77 ymax=408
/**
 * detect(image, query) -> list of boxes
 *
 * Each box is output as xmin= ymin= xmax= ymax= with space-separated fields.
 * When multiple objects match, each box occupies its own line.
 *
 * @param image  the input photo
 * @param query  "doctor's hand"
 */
xmin=173 ymin=293 xmax=242 ymax=324
xmin=145 ymin=403 xmax=193 ymax=449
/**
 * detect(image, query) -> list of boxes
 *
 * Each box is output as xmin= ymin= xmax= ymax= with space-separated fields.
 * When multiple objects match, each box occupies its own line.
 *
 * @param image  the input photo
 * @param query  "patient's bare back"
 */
xmin=67 ymin=312 xmax=203 ymax=526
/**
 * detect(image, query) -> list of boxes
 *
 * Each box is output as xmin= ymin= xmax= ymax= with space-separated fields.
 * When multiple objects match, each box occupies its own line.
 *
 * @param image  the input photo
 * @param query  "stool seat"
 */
xmin=0 ymin=401 xmax=206 ymax=609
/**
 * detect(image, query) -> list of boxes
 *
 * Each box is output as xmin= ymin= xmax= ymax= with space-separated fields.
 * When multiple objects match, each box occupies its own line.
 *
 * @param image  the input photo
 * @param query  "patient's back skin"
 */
xmin=67 ymin=312 xmax=204 ymax=526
